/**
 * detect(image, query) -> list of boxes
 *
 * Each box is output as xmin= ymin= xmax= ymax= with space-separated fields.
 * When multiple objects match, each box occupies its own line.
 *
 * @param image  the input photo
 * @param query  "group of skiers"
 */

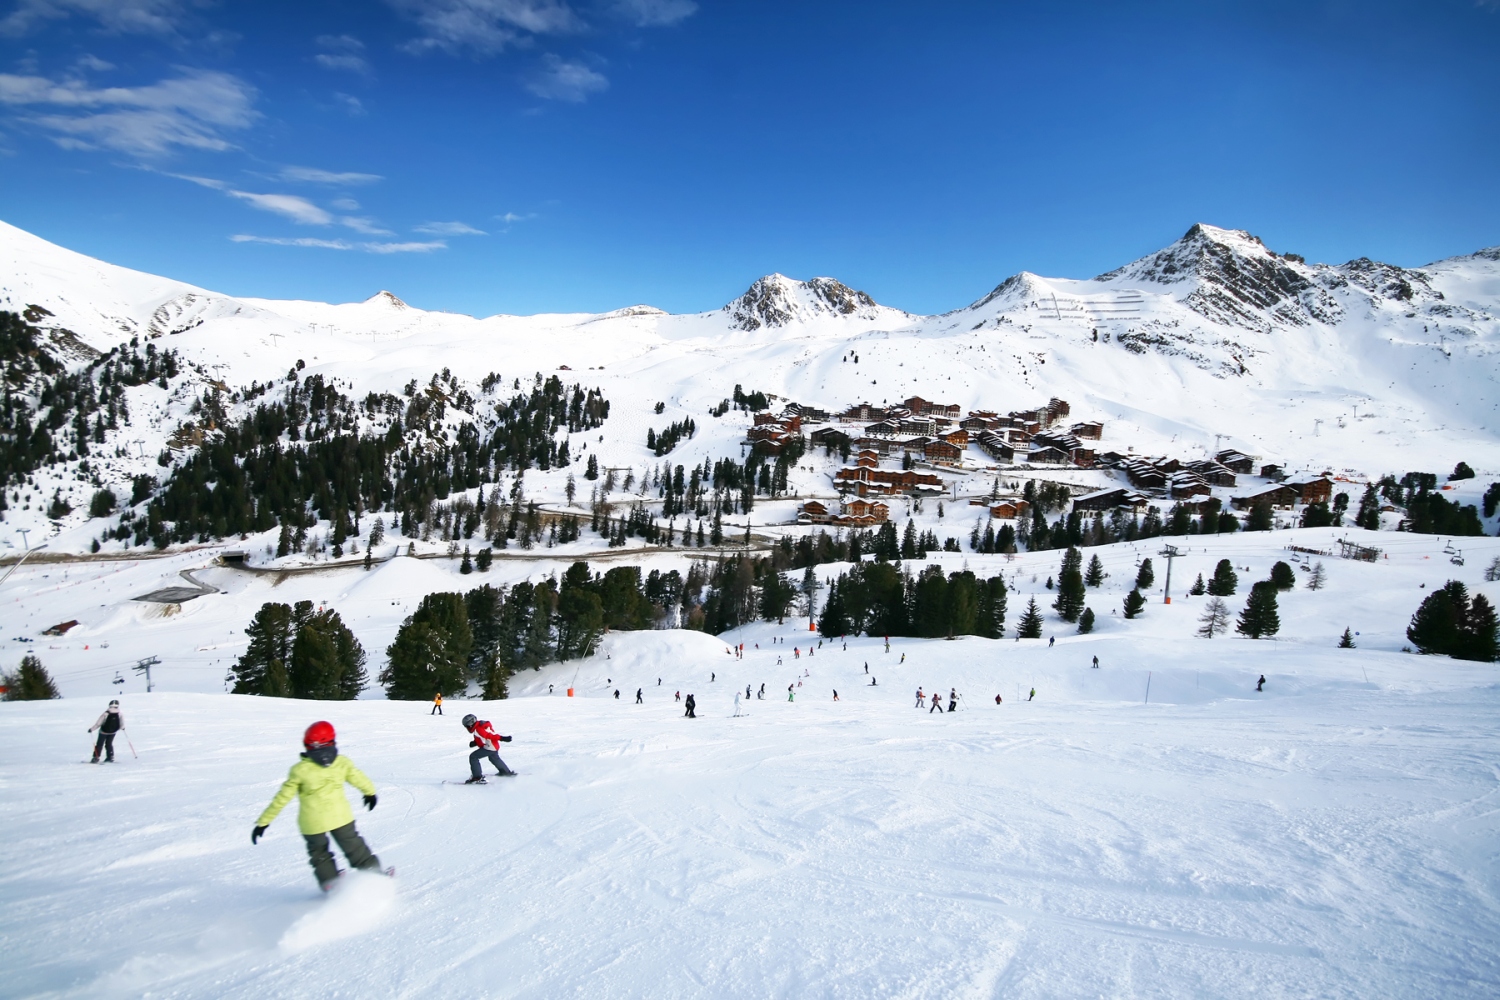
xmin=245 ymin=711 xmax=516 ymax=890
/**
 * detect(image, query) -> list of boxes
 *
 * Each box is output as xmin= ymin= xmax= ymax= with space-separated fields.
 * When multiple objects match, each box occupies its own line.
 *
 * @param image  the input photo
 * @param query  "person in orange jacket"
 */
xmin=431 ymin=692 xmax=443 ymax=716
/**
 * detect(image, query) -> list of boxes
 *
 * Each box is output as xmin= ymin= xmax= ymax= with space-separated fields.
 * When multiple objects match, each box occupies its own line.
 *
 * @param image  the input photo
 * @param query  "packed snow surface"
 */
xmin=4 ymin=528 xmax=1500 ymax=998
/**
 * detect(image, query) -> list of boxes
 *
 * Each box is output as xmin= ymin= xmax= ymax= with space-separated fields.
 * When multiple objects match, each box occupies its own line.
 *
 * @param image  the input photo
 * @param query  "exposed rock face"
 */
xmin=724 ymin=274 xmax=880 ymax=331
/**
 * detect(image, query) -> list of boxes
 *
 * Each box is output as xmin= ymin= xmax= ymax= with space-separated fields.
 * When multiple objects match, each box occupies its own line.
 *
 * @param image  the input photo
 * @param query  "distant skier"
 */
xmin=832 ymin=690 xmax=840 ymax=701
xmin=1028 ymin=687 xmax=1035 ymax=702
xmin=252 ymin=721 xmax=386 ymax=891
xmin=869 ymin=676 xmax=877 ymax=686
xmin=1092 ymin=655 xmax=1099 ymax=669
xmin=684 ymin=694 xmax=697 ymax=718
xmin=864 ymin=662 xmax=868 ymax=674
xmin=994 ymin=694 xmax=1002 ymax=704
xmin=675 ymin=691 xmax=681 ymax=702
xmin=613 ymin=689 xmax=620 ymax=700
xmin=900 ymin=653 xmax=905 ymax=664
xmin=746 ymin=684 xmax=752 ymax=699
xmin=1049 ymin=636 xmax=1054 ymax=648
xmin=734 ymin=691 xmax=742 ymax=716
xmin=711 ymin=672 xmax=715 ymax=682
xmin=915 ymin=687 xmax=924 ymax=708
xmin=788 ymin=685 xmax=795 ymax=702
xmin=758 ymin=683 xmax=765 ymax=700
xmin=1256 ymin=674 xmax=1266 ymax=692
xmin=431 ymin=692 xmax=443 ymax=716
xmin=462 ymin=713 xmax=516 ymax=783
xmin=930 ymin=693 xmax=942 ymax=713
xmin=948 ymin=689 xmax=957 ymax=713
xmin=636 ymin=688 xmax=643 ymax=704
xmin=88 ymin=699 xmax=124 ymax=763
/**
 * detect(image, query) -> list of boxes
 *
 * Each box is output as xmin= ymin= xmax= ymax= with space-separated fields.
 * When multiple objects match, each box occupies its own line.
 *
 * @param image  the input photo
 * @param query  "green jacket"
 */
xmin=257 ymin=754 xmax=376 ymax=835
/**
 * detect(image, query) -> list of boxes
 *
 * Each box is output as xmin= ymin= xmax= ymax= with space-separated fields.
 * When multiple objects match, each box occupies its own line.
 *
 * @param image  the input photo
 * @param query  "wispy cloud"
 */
xmin=392 ymin=0 xmax=580 ymax=55
xmin=331 ymin=197 xmax=361 ymax=211
xmin=333 ymin=93 xmax=366 ymax=116
xmin=314 ymin=34 xmax=371 ymax=75
xmin=232 ymin=235 xmax=446 ymax=254
xmin=413 ymin=220 xmax=487 ymax=235
xmin=228 ymin=191 xmax=333 ymax=225
xmin=0 ymin=0 xmax=194 ymax=38
xmin=526 ymin=54 xmax=607 ymax=102
xmin=279 ymin=165 xmax=382 ymax=185
xmin=339 ymin=215 xmax=395 ymax=235
xmin=231 ymin=235 xmax=353 ymax=250
xmin=0 ymin=69 xmax=257 ymax=156
xmin=612 ymin=0 xmax=695 ymax=27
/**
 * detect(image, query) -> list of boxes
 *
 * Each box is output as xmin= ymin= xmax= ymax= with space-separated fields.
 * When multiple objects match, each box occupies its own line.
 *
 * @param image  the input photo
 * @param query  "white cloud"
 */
xmin=72 ymin=54 xmax=115 ymax=73
xmin=231 ymin=235 xmax=446 ymax=254
xmin=0 ymin=69 xmax=257 ymax=156
xmin=612 ymin=0 xmax=695 ymax=27
xmin=364 ymin=240 xmax=447 ymax=253
xmin=333 ymin=93 xmax=366 ymax=116
xmin=413 ymin=220 xmax=487 ymax=235
xmin=228 ymin=191 xmax=333 ymax=225
xmin=392 ymin=0 xmax=580 ymax=55
xmin=0 ymin=0 xmax=193 ymax=37
xmin=231 ymin=235 xmax=353 ymax=250
xmin=316 ymin=53 xmax=369 ymax=73
xmin=525 ymin=54 xmax=607 ymax=102
xmin=331 ymin=197 xmax=361 ymax=210
xmin=278 ymin=165 xmax=382 ymax=185
xmin=339 ymin=215 xmax=395 ymax=235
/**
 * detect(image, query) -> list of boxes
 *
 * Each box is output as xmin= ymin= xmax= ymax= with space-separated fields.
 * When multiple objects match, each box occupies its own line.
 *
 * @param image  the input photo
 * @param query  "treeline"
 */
xmin=818 ymin=563 xmax=1009 ymax=639
xmin=2 ymin=311 xmax=181 ymax=513
xmin=647 ymin=417 xmax=696 ymax=456
xmin=1407 ymin=581 xmax=1498 ymax=661
xmin=123 ymin=370 xmax=610 ymax=548
xmin=231 ymin=601 xmax=368 ymax=698
xmin=1373 ymin=472 xmax=1488 ymax=536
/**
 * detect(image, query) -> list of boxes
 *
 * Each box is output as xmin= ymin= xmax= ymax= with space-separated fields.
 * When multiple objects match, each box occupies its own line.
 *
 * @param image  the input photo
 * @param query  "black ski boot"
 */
xmin=464 ymin=775 xmax=487 ymax=785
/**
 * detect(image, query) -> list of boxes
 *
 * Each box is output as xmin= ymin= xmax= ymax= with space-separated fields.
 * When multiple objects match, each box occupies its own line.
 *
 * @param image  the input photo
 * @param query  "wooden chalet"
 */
xmin=1169 ymin=472 xmax=1213 ymax=499
xmin=1231 ymin=484 xmax=1297 ymax=510
xmin=1287 ymin=477 xmax=1333 ymax=505
xmin=1259 ymin=463 xmax=1285 ymax=481
xmin=1027 ymin=446 xmax=1070 ymax=465
xmin=1070 ymin=420 xmax=1103 ymax=440
xmin=1186 ymin=460 xmax=1237 ymax=487
xmin=1072 ymin=487 xmax=1150 ymax=512
xmin=1215 ymin=450 xmax=1256 ymax=475
xmin=924 ymin=439 xmax=963 ymax=466
xmin=855 ymin=449 xmax=880 ymax=468
xmin=976 ymin=432 xmax=1015 ymax=462
xmin=989 ymin=498 xmax=1031 ymax=519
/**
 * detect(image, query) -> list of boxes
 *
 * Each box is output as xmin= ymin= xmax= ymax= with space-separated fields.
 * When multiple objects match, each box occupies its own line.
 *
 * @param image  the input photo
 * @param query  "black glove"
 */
xmin=363 ymin=795 xmax=377 ymax=811
xmin=500 ymin=735 xmax=512 ymax=742
xmin=470 ymin=738 xmax=479 ymax=747
xmin=252 ymin=825 xmax=267 ymax=845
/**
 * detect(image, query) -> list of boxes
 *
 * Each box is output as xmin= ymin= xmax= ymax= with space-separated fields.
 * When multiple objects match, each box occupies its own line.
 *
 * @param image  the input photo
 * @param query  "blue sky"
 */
xmin=1 ymin=1 xmax=1496 ymax=316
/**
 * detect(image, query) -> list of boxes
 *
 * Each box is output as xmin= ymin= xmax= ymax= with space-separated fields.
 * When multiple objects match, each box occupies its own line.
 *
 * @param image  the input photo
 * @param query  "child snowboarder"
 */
xmin=88 ymin=699 xmax=124 ymax=762
xmin=431 ymin=692 xmax=443 ymax=715
xmin=252 ymin=721 xmax=386 ymax=891
xmin=462 ymin=713 xmax=516 ymax=783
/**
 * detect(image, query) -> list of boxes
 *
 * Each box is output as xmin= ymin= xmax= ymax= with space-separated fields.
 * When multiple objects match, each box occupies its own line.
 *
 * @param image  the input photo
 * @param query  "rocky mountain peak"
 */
xmin=724 ymin=274 xmax=880 ymax=331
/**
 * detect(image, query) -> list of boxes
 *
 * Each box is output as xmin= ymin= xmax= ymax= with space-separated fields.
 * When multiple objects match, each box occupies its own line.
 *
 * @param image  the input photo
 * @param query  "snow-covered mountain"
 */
xmin=2 ymin=217 xmax=1498 ymax=555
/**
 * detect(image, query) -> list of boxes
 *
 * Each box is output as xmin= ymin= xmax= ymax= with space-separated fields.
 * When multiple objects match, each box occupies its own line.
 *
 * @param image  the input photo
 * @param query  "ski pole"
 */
xmin=124 ymin=731 xmax=138 ymax=758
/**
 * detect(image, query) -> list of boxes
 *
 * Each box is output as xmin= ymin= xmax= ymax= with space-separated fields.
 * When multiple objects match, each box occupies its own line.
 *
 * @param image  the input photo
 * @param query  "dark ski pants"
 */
xmin=470 ymin=747 xmax=513 ymax=778
xmin=431 ymin=704 xmax=443 ymax=715
xmin=304 ymin=822 xmax=380 ymax=886
xmin=92 ymin=732 xmax=115 ymax=761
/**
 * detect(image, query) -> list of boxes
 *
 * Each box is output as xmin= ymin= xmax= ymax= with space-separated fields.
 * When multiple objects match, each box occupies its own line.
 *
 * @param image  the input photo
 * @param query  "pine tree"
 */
xmin=460 ymin=545 xmax=473 ymax=575
xmin=476 ymin=546 xmax=493 ymax=571
xmin=818 ymin=579 xmax=851 ymax=636
xmin=1189 ymin=573 xmax=1206 ymax=596
xmin=1135 ymin=558 xmax=1154 ymax=591
xmin=1084 ymin=554 xmax=1104 ymax=587
xmin=1338 ymin=627 xmax=1355 ymax=648
xmin=232 ymin=603 xmax=293 ymax=695
xmin=1 ymin=654 xmax=61 ymax=700
xmin=1077 ymin=607 xmax=1095 ymax=634
xmin=901 ymin=519 xmax=918 ymax=560
xmin=1016 ymin=597 xmax=1044 ymax=638
xmin=479 ymin=650 xmax=510 ymax=699
xmin=1407 ymin=581 xmax=1499 ymax=661
xmin=1054 ymin=546 xmax=1086 ymax=622
xmin=1307 ymin=562 xmax=1326 ymax=591
xmin=1196 ymin=597 xmax=1230 ymax=638
xmin=1270 ymin=560 xmax=1296 ymax=590
xmin=381 ymin=622 xmax=466 ymax=700
xmin=1207 ymin=559 xmax=1238 ymax=596
xmin=1462 ymin=594 xmax=1499 ymax=662
xmin=1122 ymin=587 xmax=1145 ymax=619
xmin=1246 ymin=502 xmax=1274 ymax=532
xmin=1236 ymin=581 xmax=1281 ymax=639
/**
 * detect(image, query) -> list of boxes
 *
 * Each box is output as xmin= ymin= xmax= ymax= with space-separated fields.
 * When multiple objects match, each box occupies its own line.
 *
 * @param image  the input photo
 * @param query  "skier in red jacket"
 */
xmin=462 ymin=713 xmax=516 ymax=784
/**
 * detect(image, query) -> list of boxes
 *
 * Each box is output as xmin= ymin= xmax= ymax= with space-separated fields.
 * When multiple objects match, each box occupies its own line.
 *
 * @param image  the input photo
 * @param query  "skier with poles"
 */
xmin=87 ymin=699 xmax=125 ymax=763
xmin=252 ymin=721 xmax=389 ymax=891
xmin=947 ymin=689 xmax=957 ymax=713
xmin=684 ymin=693 xmax=697 ymax=718
xmin=462 ymin=713 xmax=516 ymax=783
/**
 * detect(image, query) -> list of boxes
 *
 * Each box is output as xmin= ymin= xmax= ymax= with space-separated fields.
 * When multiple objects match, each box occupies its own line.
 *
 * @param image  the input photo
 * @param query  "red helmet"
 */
xmin=303 ymin=721 xmax=336 ymax=747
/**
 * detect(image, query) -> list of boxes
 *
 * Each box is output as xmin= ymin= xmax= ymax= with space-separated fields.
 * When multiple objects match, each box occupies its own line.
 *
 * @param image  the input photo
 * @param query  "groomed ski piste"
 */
xmin=4 ymin=525 xmax=1499 ymax=998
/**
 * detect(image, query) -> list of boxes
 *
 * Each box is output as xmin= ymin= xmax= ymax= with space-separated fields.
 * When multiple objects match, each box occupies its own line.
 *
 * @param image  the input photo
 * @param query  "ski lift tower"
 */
xmin=1157 ymin=544 xmax=1182 ymax=604
xmin=133 ymin=655 xmax=161 ymax=693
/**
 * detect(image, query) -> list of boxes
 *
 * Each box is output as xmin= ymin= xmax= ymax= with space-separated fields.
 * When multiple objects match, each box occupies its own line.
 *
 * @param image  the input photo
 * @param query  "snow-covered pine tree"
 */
xmin=1338 ymin=627 xmax=1355 ymax=648
xmin=1236 ymin=582 xmax=1281 ymax=639
xmin=1122 ymin=588 xmax=1145 ymax=619
xmin=1016 ymin=597 xmax=1044 ymax=638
